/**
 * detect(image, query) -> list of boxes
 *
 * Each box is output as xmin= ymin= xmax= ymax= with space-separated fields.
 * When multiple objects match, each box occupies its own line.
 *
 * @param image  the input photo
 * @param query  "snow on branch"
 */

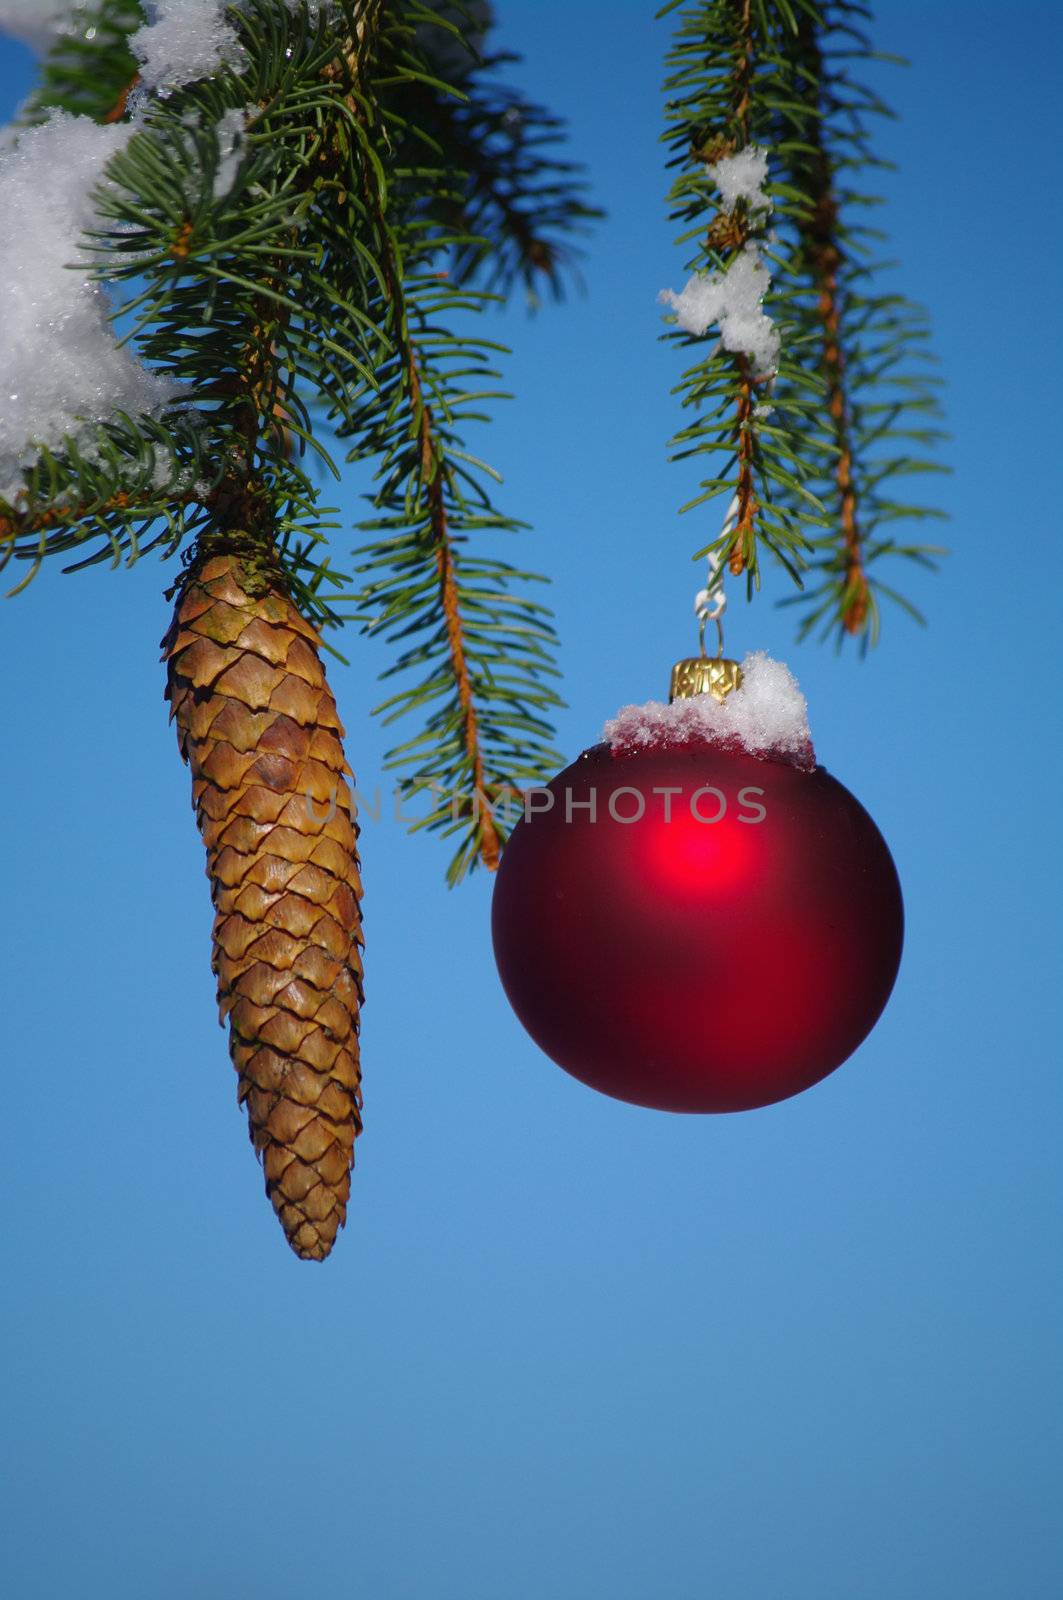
xmin=212 ymin=105 xmax=248 ymax=198
xmin=707 ymin=145 xmax=771 ymax=214
xmin=0 ymin=0 xmax=314 ymax=495
xmin=659 ymin=143 xmax=778 ymax=378
xmin=660 ymin=244 xmax=778 ymax=376
xmin=0 ymin=111 xmax=179 ymax=495
xmin=0 ymin=1 xmax=73 ymax=51
xmin=129 ymin=1 xmax=244 ymax=96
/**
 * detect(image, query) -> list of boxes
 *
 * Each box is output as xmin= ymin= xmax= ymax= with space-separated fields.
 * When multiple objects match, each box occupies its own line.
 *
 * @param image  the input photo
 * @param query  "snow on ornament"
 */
xmin=491 ymin=650 xmax=903 ymax=1112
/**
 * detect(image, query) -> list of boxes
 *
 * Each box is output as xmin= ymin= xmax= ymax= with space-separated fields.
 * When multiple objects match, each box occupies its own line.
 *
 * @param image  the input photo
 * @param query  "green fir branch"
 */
xmin=403 ymin=50 xmax=602 ymax=304
xmin=341 ymin=8 xmax=563 ymax=882
xmin=659 ymin=0 xmax=945 ymax=642
xmin=4 ymin=0 xmax=387 ymax=628
xmin=21 ymin=0 xmax=142 ymax=126
xmin=1 ymin=0 xmax=574 ymax=881
xmin=771 ymin=0 xmax=948 ymax=644
xmin=660 ymin=0 xmax=829 ymax=596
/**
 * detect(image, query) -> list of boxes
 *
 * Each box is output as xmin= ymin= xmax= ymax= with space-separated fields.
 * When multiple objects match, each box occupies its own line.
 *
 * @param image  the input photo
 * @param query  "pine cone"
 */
xmin=162 ymin=549 xmax=364 ymax=1260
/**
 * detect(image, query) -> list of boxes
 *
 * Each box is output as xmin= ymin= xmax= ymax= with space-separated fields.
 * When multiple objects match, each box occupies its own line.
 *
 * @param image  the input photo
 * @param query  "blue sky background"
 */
xmin=1 ymin=4 xmax=1061 ymax=1597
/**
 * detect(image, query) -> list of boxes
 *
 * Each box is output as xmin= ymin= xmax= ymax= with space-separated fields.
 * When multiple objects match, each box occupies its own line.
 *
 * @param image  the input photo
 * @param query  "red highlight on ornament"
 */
xmin=491 ymin=734 xmax=903 ymax=1114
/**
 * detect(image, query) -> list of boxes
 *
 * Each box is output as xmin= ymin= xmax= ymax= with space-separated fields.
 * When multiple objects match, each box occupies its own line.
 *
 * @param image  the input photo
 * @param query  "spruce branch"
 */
xmin=661 ymin=0 xmax=828 ymax=598
xmin=659 ymin=0 xmax=945 ymax=641
xmin=2 ymin=0 xmax=576 ymax=881
xmin=20 ymin=0 xmax=142 ymax=127
xmin=409 ymin=55 xmax=601 ymax=303
xmin=720 ymin=0 xmax=758 ymax=578
xmin=775 ymin=0 xmax=948 ymax=645
xmin=362 ymin=168 xmax=505 ymax=871
xmin=342 ymin=7 xmax=562 ymax=882
xmin=793 ymin=11 xmax=867 ymax=632
xmin=4 ymin=3 xmax=388 ymax=607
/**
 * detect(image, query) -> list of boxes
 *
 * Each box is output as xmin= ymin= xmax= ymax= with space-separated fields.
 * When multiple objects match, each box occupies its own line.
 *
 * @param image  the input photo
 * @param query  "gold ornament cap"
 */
xmin=669 ymin=655 xmax=743 ymax=704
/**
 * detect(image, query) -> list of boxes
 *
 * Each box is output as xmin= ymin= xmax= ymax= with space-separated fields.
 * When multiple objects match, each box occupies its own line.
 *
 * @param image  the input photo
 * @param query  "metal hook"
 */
xmin=697 ymin=611 xmax=725 ymax=661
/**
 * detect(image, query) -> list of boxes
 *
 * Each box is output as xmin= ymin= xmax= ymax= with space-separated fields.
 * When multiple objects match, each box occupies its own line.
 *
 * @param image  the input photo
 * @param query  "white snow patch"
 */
xmin=603 ymin=652 xmax=815 ymax=769
xmin=659 ymin=245 xmax=779 ymax=376
xmin=708 ymin=145 xmax=771 ymax=213
xmin=130 ymin=0 xmax=244 ymax=96
xmin=129 ymin=1 xmax=349 ymax=98
xmin=211 ymin=105 xmax=247 ymax=198
xmin=0 ymin=110 xmax=180 ymax=494
xmin=0 ymin=1 xmax=73 ymax=51
xmin=659 ymin=143 xmax=779 ymax=376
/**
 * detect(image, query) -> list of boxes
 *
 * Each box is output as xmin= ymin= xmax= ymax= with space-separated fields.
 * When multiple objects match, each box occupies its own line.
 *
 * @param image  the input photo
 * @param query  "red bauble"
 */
xmin=491 ymin=737 xmax=903 ymax=1112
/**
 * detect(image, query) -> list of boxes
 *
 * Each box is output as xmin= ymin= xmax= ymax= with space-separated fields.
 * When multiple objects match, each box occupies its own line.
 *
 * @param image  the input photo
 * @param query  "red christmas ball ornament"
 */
xmin=491 ymin=651 xmax=903 ymax=1112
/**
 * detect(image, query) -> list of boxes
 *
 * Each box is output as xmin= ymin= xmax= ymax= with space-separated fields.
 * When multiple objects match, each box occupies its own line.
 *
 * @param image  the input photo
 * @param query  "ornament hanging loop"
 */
xmin=676 ymin=507 xmax=740 ymax=701
xmin=698 ymin=609 xmax=726 ymax=662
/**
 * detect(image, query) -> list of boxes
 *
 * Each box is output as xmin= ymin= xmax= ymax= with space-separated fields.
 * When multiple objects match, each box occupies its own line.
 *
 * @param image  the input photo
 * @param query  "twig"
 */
xmin=349 ymin=45 xmax=503 ymax=872
xmin=797 ymin=17 xmax=868 ymax=634
xmin=103 ymin=71 xmax=139 ymax=124
xmin=722 ymin=0 xmax=757 ymax=576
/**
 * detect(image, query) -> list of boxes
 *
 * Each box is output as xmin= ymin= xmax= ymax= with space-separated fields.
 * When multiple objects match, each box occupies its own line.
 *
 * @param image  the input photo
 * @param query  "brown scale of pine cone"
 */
xmin=162 ymin=549 xmax=364 ymax=1261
